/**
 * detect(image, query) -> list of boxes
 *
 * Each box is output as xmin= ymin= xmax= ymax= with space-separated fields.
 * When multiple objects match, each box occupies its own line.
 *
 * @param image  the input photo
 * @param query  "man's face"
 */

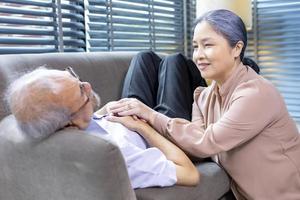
xmin=60 ymin=70 xmax=101 ymax=129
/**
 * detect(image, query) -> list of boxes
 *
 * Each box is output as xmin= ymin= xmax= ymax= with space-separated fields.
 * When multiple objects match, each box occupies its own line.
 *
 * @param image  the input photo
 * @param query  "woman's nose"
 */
xmin=196 ymin=48 xmax=205 ymax=58
xmin=194 ymin=47 xmax=205 ymax=60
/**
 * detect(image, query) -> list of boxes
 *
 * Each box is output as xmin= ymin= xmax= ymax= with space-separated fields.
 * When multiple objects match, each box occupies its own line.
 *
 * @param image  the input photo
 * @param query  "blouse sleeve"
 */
xmin=152 ymin=80 xmax=281 ymax=158
xmin=191 ymin=87 xmax=206 ymax=122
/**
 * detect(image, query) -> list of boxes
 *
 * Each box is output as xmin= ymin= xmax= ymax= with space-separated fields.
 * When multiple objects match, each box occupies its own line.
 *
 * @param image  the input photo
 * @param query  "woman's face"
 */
xmin=192 ymin=21 xmax=241 ymax=85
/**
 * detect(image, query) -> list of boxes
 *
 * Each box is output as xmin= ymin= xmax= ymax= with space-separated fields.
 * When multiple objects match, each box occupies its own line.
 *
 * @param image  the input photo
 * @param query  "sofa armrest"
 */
xmin=0 ymin=115 xmax=136 ymax=200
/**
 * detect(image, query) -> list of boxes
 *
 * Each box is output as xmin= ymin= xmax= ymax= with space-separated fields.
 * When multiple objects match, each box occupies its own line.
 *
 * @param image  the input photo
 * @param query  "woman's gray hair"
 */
xmin=5 ymin=67 xmax=72 ymax=141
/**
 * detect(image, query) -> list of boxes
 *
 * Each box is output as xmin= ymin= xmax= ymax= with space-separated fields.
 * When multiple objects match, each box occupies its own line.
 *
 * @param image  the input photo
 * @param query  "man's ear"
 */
xmin=233 ymin=41 xmax=244 ymax=59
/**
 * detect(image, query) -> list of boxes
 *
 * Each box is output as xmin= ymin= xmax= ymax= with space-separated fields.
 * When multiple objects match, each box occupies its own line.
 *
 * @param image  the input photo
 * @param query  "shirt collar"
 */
xmin=212 ymin=62 xmax=245 ymax=97
xmin=92 ymin=113 xmax=109 ymax=120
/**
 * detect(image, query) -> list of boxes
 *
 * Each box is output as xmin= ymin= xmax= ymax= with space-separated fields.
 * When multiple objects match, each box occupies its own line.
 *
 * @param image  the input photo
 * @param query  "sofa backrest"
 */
xmin=0 ymin=52 xmax=136 ymax=121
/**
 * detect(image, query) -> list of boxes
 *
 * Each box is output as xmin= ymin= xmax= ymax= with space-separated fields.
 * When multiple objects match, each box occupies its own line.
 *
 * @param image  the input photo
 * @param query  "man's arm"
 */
xmin=137 ymin=122 xmax=200 ymax=186
xmin=107 ymin=116 xmax=200 ymax=186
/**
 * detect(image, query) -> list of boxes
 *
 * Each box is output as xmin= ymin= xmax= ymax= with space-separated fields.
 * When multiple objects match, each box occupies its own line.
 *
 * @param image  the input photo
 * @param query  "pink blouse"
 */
xmin=152 ymin=63 xmax=300 ymax=199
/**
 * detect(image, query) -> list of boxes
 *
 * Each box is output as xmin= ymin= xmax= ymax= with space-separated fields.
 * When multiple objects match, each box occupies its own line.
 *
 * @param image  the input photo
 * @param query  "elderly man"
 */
xmin=5 ymin=67 xmax=199 ymax=189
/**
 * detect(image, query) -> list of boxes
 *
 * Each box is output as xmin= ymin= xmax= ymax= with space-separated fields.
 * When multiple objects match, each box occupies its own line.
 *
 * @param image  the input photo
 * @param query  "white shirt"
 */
xmin=85 ymin=114 xmax=177 ymax=189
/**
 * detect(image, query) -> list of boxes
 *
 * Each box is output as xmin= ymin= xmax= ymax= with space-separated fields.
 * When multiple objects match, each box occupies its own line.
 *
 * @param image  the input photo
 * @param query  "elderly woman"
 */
xmin=106 ymin=9 xmax=300 ymax=200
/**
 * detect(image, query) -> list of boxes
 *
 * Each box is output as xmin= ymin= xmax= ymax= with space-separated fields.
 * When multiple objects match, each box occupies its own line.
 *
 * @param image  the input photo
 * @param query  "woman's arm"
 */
xmin=107 ymin=115 xmax=200 ymax=186
xmin=150 ymin=82 xmax=281 ymax=158
xmin=107 ymin=82 xmax=280 ymax=160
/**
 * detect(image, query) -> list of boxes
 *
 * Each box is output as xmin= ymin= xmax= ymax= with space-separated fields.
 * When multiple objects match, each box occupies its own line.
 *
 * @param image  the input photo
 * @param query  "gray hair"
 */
xmin=5 ymin=67 xmax=71 ymax=140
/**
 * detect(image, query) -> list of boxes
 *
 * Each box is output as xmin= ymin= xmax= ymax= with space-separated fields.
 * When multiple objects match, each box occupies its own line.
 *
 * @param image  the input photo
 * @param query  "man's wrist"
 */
xmin=136 ymin=122 xmax=150 ymax=135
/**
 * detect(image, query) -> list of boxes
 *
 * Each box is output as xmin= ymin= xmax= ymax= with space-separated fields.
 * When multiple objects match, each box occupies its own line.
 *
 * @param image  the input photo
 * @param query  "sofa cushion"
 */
xmin=135 ymin=162 xmax=230 ymax=200
xmin=0 ymin=115 xmax=136 ymax=200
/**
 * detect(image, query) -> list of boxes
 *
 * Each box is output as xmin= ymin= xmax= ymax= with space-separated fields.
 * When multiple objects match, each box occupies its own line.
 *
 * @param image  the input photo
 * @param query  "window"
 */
xmin=0 ymin=0 xmax=57 ymax=53
xmin=0 ymin=0 xmax=190 ymax=54
xmin=0 ymin=0 xmax=85 ymax=53
xmin=86 ymin=0 xmax=184 ymax=53
xmin=60 ymin=0 xmax=85 ymax=52
xmin=185 ymin=0 xmax=196 ymax=57
xmin=246 ymin=0 xmax=300 ymax=124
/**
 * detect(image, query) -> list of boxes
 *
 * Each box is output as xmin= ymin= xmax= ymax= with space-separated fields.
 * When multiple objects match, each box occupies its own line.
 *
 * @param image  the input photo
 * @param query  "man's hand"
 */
xmin=106 ymin=115 xmax=148 ymax=133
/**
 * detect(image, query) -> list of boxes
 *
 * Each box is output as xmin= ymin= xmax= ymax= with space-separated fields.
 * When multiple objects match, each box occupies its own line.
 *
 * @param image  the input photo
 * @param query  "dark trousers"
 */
xmin=121 ymin=51 xmax=207 ymax=121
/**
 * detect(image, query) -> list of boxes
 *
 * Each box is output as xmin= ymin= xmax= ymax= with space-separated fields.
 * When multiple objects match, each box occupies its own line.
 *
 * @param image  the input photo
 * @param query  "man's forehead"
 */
xmin=27 ymin=69 xmax=77 ymax=96
xmin=44 ymin=70 xmax=77 ymax=84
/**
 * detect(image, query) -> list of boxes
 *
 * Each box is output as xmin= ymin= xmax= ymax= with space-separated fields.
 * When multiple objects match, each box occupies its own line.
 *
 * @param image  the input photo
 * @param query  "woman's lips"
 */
xmin=197 ymin=63 xmax=210 ymax=71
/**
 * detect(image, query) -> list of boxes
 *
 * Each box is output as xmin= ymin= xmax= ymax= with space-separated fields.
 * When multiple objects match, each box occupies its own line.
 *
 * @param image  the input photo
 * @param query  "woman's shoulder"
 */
xmin=234 ymin=73 xmax=283 ymax=105
xmin=239 ymin=71 xmax=273 ymax=90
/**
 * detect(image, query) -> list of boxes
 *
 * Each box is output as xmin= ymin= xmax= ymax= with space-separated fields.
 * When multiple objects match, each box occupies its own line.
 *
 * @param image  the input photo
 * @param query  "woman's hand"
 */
xmin=107 ymin=115 xmax=148 ymax=133
xmin=107 ymin=98 xmax=155 ymax=122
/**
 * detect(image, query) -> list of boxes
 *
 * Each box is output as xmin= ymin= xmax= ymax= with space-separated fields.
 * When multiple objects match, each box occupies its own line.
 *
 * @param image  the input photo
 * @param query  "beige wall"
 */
xmin=196 ymin=0 xmax=252 ymax=30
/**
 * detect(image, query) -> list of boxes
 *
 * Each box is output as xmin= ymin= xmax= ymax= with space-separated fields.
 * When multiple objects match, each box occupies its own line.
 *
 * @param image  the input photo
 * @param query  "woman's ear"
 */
xmin=233 ymin=41 xmax=244 ymax=59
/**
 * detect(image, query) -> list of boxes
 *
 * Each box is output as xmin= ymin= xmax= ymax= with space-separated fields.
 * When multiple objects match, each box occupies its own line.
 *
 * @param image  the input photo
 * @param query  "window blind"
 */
xmin=185 ymin=0 xmax=196 ymax=58
xmin=247 ymin=0 xmax=300 ymax=124
xmin=86 ymin=0 xmax=184 ymax=53
xmin=0 ymin=0 xmax=85 ymax=54
xmin=244 ymin=2 xmax=256 ymax=61
xmin=61 ymin=0 xmax=85 ymax=52
xmin=0 ymin=0 xmax=57 ymax=53
xmin=0 ymin=0 xmax=190 ymax=55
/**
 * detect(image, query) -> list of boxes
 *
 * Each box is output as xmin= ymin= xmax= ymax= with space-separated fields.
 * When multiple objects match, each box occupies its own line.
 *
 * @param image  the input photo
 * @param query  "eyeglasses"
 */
xmin=65 ymin=66 xmax=90 ymax=117
xmin=66 ymin=66 xmax=85 ymax=95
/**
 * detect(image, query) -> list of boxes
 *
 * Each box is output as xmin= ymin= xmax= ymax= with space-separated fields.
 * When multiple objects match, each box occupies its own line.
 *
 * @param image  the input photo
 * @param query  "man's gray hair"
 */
xmin=5 ymin=67 xmax=71 ymax=140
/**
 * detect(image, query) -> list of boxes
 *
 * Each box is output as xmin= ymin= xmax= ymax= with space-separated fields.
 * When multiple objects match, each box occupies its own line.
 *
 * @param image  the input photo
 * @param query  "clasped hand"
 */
xmin=107 ymin=115 xmax=148 ymax=133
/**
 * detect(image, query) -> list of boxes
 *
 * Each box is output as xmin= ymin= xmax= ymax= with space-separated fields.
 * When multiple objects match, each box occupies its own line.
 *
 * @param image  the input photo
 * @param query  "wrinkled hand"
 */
xmin=107 ymin=98 xmax=154 ymax=122
xmin=107 ymin=115 xmax=148 ymax=133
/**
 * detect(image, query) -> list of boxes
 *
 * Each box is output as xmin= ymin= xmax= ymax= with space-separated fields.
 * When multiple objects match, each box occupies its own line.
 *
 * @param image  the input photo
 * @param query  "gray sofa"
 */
xmin=0 ymin=52 xmax=231 ymax=200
